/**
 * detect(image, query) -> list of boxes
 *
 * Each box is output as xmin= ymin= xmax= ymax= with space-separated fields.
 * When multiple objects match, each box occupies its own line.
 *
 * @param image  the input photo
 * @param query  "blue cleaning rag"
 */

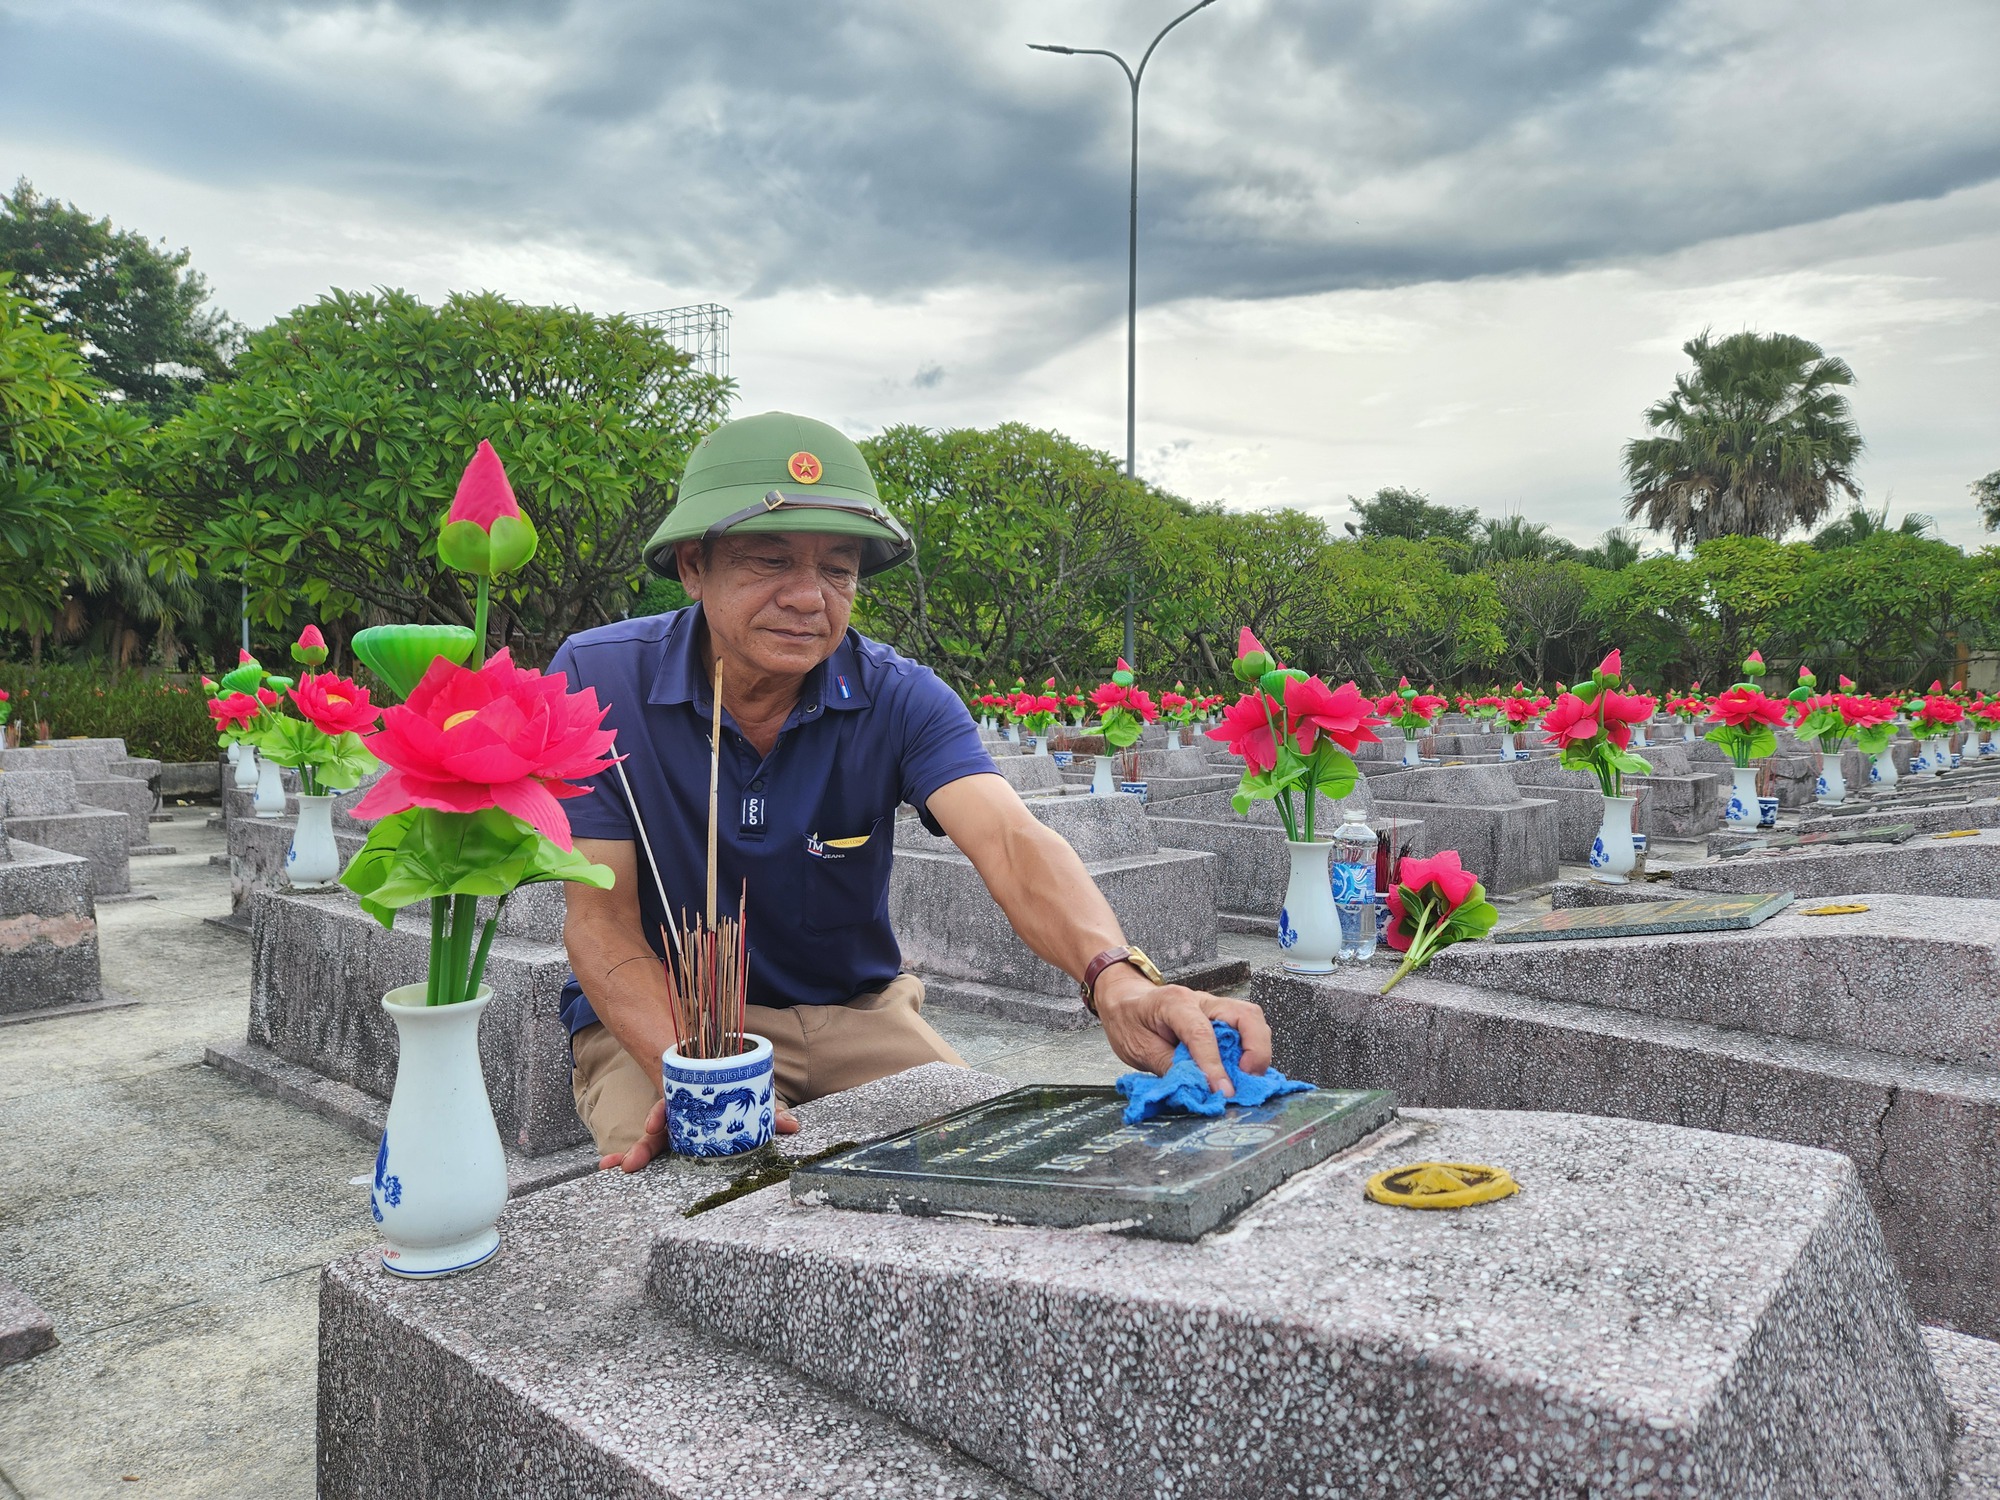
xmin=1114 ymin=1021 xmax=1315 ymax=1125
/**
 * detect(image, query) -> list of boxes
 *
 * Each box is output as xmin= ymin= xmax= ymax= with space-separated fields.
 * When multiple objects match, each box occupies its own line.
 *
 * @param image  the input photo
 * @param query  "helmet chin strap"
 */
xmin=700 ymin=489 xmax=913 ymax=551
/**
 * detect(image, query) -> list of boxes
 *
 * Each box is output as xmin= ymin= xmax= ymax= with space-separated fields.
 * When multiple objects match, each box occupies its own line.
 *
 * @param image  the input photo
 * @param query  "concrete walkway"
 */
xmin=0 ymin=806 xmax=1254 ymax=1498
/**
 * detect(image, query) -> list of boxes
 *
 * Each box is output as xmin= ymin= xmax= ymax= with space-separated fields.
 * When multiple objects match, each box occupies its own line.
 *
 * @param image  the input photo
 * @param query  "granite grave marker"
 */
xmin=1493 ymin=891 xmax=1792 ymax=943
xmin=792 ymin=1082 xmax=1396 ymax=1240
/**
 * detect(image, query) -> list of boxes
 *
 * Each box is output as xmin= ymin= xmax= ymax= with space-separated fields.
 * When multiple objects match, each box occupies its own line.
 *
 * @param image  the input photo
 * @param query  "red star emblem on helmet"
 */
xmin=788 ymin=451 xmax=823 ymax=484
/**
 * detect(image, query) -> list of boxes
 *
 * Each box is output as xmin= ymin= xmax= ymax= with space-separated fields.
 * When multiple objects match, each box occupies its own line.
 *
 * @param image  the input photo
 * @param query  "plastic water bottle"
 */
xmin=1331 ymin=808 xmax=1378 ymax=962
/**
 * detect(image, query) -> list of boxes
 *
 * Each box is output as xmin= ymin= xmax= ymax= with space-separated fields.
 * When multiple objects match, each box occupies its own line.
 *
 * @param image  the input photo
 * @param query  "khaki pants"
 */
xmin=569 ymin=973 xmax=967 ymax=1157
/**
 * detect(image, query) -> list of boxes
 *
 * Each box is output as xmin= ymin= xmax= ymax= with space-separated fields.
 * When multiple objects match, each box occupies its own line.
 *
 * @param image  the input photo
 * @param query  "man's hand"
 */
xmin=599 ymin=1098 xmax=801 ymax=1174
xmin=1091 ymin=964 xmax=1272 ymax=1097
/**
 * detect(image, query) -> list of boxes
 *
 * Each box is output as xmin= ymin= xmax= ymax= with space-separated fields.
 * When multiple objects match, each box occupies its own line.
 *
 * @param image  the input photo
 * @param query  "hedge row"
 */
xmin=0 ymin=663 xmax=217 ymax=763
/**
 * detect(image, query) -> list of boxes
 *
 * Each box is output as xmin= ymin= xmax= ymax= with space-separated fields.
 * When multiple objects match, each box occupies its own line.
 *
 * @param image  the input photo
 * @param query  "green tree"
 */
xmin=1811 ymin=499 xmax=1933 ymax=550
xmin=1142 ymin=506 xmax=1335 ymax=682
xmin=1306 ymin=539 xmax=1504 ymax=686
xmin=1342 ymin=486 xmax=1479 ymax=545
xmin=1972 ymin=469 xmax=2000 ymax=531
xmin=857 ymin=424 xmax=1163 ymax=687
xmin=0 ymin=274 xmax=145 ymax=640
xmin=0 ymin=180 xmax=242 ymax=418
xmin=1623 ymin=329 xmax=1863 ymax=547
xmin=1780 ymin=533 xmax=1981 ymax=684
xmin=1487 ymin=558 xmax=1597 ymax=683
xmin=142 ymin=288 xmax=730 ymax=664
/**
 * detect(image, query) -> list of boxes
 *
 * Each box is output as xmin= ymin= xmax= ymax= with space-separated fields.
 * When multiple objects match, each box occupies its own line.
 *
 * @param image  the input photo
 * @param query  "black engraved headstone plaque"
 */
xmin=1716 ymin=823 xmax=1921 ymax=858
xmin=1494 ymin=891 xmax=1793 ymax=943
xmin=791 ymin=1084 xmax=1397 ymax=1241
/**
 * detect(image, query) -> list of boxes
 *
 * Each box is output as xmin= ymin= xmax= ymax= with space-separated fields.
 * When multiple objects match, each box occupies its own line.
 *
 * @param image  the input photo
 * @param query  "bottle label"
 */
xmin=1331 ymin=861 xmax=1375 ymax=904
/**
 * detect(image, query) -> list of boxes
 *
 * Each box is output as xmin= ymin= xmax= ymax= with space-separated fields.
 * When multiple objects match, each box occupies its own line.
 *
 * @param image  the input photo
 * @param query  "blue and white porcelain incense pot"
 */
xmin=663 ymin=1034 xmax=776 ymax=1158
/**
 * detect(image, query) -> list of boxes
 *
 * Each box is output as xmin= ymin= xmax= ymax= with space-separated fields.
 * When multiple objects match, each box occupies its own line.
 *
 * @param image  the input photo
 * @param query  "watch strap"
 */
xmin=1081 ymin=946 xmax=1162 ymax=1015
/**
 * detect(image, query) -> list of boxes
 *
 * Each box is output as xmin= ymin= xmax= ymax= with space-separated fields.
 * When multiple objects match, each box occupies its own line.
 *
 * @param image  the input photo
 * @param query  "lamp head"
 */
xmin=1027 ymin=42 xmax=1076 ymax=54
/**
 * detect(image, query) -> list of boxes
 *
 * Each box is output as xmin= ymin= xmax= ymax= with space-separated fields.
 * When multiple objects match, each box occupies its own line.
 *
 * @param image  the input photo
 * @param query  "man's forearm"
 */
xmin=564 ymin=912 xmax=678 ymax=1089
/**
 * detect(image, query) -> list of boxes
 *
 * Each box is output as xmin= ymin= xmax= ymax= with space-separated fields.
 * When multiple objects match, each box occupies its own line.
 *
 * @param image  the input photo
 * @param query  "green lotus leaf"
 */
xmin=352 ymin=624 xmax=476 ymax=701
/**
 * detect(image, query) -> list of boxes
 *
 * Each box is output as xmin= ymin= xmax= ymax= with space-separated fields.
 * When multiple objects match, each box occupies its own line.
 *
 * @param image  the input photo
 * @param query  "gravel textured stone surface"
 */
xmin=1257 ymin=954 xmax=2000 ymax=1338
xmin=653 ymin=1106 xmax=1951 ymax=1499
xmin=1668 ymin=828 xmax=2000 ymax=898
xmin=318 ymin=1064 xmax=1039 ymax=1500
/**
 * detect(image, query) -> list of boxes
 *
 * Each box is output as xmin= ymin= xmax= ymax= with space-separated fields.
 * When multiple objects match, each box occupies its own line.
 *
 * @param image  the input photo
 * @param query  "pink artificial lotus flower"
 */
xmin=1284 ymin=676 xmax=1384 ymax=756
xmin=208 ymin=693 xmax=261 ymax=731
xmin=290 ymin=673 xmax=381 ymax=739
xmin=1207 ymin=692 xmax=1280 ymax=774
xmin=1597 ymin=649 xmax=1621 ymax=682
xmin=1598 ymin=689 xmax=1653 ymax=749
xmin=450 ymin=440 xmax=524 ymax=529
xmin=352 ymin=650 xmax=617 ymax=850
xmin=1539 ymin=693 xmax=1601 ymax=749
xmin=1841 ymin=695 xmax=1895 ymax=729
xmin=292 ymin=624 xmax=329 ymax=667
xmin=1706 ymin=686 xmax=1787 ymax=729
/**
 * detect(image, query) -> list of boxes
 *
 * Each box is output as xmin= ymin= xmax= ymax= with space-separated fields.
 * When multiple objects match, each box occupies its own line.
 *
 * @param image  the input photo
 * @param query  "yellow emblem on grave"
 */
xmin=1365 ymin=1161 xmax=1517 ymax=1210
xmin=1802 ymin=903 xmax=1871 ymax=916
xmin=1932 ymin=829 xmax=1979 ymax=840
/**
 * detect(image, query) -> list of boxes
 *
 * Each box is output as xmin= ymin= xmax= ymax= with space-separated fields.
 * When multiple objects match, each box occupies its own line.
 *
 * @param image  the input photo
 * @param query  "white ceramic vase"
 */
xmin=373 ymin=985 xmax=507 ymax=1279
xmin=1816 ymin=750 xmax=1847 ymax=807
xmin=1910 ymin=740 xmax=1936 ymax=779
xmin=1165 ymin=728 xmax=1182 ymax=751
xmin=226 ymin=741 xmax=242 ymax=766
xmin=1498 ymin=732 xmax=1517 ymax=762
xmin=1028 ymin=734 xmax=1048 ymax=756
xmin=286 ymin=793 xmax=341 ymax=888
xmin=1004 ymin=724 xmax=1019 ymax=743
xmin=1872 ymin=749 xmax=1899 ymax=789
xmin=662 ymin=1033 xmax=776 ymax=1158
xmin=1400 ymin=737 xmax=1421 ymax=767
xmin=1724 ymin=767 xmax=1760 ymax=827
xmin=1682 ymin=723 xmax=1697 ymax=742
xmin=1277 ymin=839 xmax=1339 ymax=974
xmin=1090 ymin=756 xmax=1115 ymax=796
xmin=234 ymin=743 xmax=260 ymax=790
xmin=1631 ymin=724 xmax=1649 ymax=748
xmin=1589 ymin=795 xmax=1637 ymax=882
xmin=253 ymin=755 xmax=286 ymax=817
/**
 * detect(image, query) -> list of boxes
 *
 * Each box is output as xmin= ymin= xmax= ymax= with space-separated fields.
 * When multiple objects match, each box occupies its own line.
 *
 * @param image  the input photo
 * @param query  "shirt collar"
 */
xmin=645 ymin=605 xmax=873 ymax=717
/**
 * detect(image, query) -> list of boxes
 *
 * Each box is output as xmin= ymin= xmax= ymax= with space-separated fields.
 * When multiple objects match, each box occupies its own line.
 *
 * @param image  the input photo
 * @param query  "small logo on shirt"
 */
xmin=805 ymin=830 xmax=871 ymax=860
xmin=837 ymin=674 xmax=852 ymax=700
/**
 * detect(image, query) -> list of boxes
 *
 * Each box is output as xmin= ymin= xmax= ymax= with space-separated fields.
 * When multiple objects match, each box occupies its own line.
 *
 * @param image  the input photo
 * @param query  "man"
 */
xmin=554 ymin=410 xmax=1270 ymax=1172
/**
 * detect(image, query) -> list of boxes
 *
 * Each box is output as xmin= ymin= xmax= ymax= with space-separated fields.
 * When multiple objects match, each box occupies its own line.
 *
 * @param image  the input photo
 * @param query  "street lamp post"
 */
xmin=1031 ymin=0 xmax=1218 ymax=670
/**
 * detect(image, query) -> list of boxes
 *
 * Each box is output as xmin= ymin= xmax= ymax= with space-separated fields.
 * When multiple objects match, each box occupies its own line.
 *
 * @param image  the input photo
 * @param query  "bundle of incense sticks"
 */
xmin=660 ymin=649 xmax=751 ymax=1060
xmin=661 ymin=881 xmax=748 ymax=1061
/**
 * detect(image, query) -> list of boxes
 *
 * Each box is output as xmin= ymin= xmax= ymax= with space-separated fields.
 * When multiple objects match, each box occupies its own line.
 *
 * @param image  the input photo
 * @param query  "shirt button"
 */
xmin=750 ymin=779 xmax=764 ymax=791
xmin=808 ymin=704 xmax=819 ymax=714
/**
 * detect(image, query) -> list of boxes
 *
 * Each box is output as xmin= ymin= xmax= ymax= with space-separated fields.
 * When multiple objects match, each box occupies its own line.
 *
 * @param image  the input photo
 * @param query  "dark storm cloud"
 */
xmin=4 ymin=0 xmax=1997 ymax=312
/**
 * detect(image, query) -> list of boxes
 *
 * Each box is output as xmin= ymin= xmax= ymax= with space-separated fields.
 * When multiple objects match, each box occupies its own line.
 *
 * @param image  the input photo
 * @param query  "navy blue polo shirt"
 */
xmin=549 ymin=605 xmax=996 ymax=1034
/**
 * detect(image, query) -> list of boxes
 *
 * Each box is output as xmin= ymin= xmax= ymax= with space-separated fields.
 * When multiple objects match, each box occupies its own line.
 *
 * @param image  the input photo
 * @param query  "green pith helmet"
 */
xmin=644 ymin=411 xmax=913 ymax=579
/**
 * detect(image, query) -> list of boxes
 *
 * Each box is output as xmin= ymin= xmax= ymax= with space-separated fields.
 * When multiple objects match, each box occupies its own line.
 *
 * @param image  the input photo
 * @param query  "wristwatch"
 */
xmin=1080 ymin=946 xmax=1163 ymax=1016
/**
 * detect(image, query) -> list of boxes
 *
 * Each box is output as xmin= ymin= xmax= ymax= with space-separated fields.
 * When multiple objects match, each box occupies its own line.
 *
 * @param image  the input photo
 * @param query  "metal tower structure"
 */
xmin=635 ymin=302 xmax=731 ymax=380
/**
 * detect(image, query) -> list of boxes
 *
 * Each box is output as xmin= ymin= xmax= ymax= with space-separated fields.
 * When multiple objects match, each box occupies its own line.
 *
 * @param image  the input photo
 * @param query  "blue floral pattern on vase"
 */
xmin=1589 ymin=833 xmax=1609 ymax=868
xmin=1724 ymin=789 xmax=1750 ymax=821
xmin=1277 ymin=906 xmax=1298 ymax=950
xmin=663 ymin=1053 xmax=776 ymax=1158
xmin=1815 ymin=774 xmax=1828 ymax=797
xmin=370 ymin=1134 xmax=402 ymax=1224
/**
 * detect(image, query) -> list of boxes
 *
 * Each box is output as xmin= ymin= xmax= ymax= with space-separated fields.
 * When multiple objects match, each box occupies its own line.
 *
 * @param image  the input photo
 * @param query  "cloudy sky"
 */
xmin=4 ymin=0 xmax=1997 ymax=544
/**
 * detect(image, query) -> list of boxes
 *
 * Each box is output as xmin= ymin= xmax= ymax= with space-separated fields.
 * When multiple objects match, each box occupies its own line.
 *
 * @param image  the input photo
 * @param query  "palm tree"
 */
xmin=1468 ymin=514 xmax=1577 ymax=566
xmin=1623 ymin=330 xmax=1863 ymax=547
xmin=1579 ymin=526 xmax=1642 ymax=570
xmin=1811 ymin=499 xmax=1934 ymax=551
